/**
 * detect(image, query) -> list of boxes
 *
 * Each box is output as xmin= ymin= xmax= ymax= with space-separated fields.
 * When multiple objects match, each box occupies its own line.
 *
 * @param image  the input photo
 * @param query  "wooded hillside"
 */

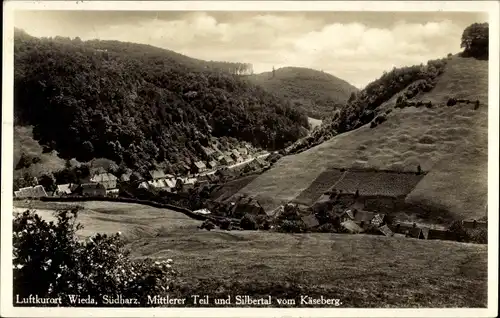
xmin=247 ymin=67 xmax=358 ymax=119
xmin=14 ymin=29 xmax=309 ymax=174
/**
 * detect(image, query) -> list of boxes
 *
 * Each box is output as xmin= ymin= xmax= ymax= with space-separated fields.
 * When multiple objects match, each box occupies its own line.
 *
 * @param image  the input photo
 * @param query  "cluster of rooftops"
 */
xmin=14 ymin=142 xmax=270 ymax=199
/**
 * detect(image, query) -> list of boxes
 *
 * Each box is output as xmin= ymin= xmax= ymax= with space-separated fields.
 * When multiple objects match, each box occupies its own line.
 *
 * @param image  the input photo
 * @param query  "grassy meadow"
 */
xmin=13 ymin=200 xmax=487 ymax=307
xmin=236 ymin=57 xmax=488 ymax=220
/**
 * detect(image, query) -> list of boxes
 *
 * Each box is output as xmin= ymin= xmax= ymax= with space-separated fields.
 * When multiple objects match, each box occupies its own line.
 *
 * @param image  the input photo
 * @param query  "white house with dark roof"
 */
xmin=14 ymin=185 xmax=48 ymax=198
xmin=53 ymin=183 xmax=78 ymax=196
xmin=230 ymin=149 xmax=243 ymax=162
xmin=90 ymin=172 xmax=117 ymax=189
xmin=237 ymin=147 xmax=248 ymax=157
xmin=192 ymin=161 xmax=207 ymax=174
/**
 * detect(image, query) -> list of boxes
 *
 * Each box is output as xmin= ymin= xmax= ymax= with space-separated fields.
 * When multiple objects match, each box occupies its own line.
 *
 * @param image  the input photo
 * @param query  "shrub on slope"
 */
xmin=287 ymin=57 xmax=448 ymax=154
xmin=14 ymin=30 xmax=309 ymax=173
xmin=13 ymin=209 xmax=177 ymax=306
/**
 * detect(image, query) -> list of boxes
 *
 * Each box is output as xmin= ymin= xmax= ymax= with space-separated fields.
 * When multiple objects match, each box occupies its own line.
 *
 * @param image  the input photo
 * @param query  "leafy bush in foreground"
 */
xmin=13 ymin=209 xmax=177 ymax=306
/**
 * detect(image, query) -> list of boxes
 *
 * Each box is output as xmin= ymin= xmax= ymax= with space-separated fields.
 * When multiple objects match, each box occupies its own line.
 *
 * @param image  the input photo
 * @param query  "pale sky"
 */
xmin=14 ymin=10 xmax=488 ymax=88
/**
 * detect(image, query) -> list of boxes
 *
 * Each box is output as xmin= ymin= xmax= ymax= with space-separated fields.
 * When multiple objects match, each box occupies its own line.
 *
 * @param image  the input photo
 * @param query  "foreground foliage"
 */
xmin=13 ymin=209 xmax=176 ymax=306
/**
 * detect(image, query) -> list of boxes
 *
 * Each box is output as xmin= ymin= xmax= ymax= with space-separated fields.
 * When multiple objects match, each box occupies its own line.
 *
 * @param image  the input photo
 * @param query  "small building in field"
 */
xmin=79 ymin=183 xmax=106 ymax=197
xmin=90 ymin=172 xmax=117 ymax=189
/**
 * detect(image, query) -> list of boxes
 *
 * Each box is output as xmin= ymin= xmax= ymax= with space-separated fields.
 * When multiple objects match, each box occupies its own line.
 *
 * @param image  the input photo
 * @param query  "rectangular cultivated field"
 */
xmin=292 ymin=168 xmax=345 ymax=206
xmin=330 ymin=171 xmax=425 ymax=197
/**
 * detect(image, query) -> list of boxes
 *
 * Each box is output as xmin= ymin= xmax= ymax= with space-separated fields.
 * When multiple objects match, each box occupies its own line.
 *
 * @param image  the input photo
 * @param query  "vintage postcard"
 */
xmin=1 ymin=1 xmax=498 ymax=317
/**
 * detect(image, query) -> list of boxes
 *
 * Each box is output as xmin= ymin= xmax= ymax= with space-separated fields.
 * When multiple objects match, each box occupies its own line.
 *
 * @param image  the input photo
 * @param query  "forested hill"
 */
xmin=13 ymin=29 xmax=309 ymax=174
xmin=246 ymin=67 xmax=359 ymax=119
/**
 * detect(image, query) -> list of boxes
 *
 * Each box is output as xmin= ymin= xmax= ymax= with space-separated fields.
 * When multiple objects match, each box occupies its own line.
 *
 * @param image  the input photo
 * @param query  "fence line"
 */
xmin=32 ymin=196 xmax=209 ymax=221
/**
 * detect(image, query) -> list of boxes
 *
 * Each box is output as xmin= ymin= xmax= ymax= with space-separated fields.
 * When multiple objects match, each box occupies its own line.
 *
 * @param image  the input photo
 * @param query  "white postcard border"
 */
xmin=2 ymin=1 xmax=499 ymax=317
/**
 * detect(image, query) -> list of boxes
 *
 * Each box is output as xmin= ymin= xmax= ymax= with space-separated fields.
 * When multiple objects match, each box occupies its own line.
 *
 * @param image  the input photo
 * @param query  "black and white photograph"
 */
xmin=1 ymin=1 xmax=498 ymax=317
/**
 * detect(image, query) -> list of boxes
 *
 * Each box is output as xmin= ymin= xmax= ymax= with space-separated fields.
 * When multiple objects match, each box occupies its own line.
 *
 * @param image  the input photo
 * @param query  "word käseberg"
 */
xmin=188 ymin=295 xmax=342 ymax=306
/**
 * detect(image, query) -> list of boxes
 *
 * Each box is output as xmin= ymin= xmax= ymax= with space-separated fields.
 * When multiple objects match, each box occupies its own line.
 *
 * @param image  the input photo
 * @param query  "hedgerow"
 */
xmin=13 ymin=209 xmax=177 ymax=306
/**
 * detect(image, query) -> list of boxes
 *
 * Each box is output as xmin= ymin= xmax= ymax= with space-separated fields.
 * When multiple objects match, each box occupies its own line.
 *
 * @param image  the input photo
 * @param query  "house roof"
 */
xmin=15 ymin=185 xmax=48 ymax=198
xmin=165 ymin=178 xmax=176 ymax=188
xmin=350 ymin=201 xmax=365 ymax=211
xmin=194 ymin=161 xmax=207 ymax=169
xmin=232 ymin=197 xmax=265 ymax=216
xmin=341 ymin=220 xmax=364 ymax=233
xmin=208 ymin=160 xmax=217 ymax=167
xmin=56 ymin=184 xmax=74 ymax=194
xmin=345 ymin=209 xmax=355 ymax=220
xmin=221 ymin=156 xmax=234 ymax=163
xmin=301 ymin=214 xmax=320 ymax=228
xmin=202 ymin=146 xmax=215 ymax=156
xmin=407 ymin=227 xmax=423 ymax=238
xmin=353 ymin=211 xmax=375 ymax=223
xmin=371 ymin=214 xmax=386 ymax=226
xmin=148 ymin=179 xmax=167 ymax=188
xmin=138 ymin=181 xmax=149 ymax=189
xmin=378 ymin=224 xmax=394 ymax=237
xmin=231 ymin=149 xmax=240 ymax=156
xmin=255 ymin=158 xmax=267 ymax=166
xmin=149 ymin=170 xmax=166 ymax=180
xmin=193 ymin=208 xmax=211 ymax=215
xmin=237 ymin=147 xmax=248 ymax=155
xmin=120 ymin=173 xmax=131 ymax=182
xmin=421 ymin=227 xmax=430 ymax=240
xmin=90 ymin=172 xmax=117 ymax=183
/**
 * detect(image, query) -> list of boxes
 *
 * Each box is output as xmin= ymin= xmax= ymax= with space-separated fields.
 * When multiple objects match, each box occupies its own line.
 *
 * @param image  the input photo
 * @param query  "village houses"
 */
xmin=14 ymin=185 xmax=48 ymax=198
xmin=192 ymin=161 xmax=207 ymax=174
xmin=90 ymin=172 xmax=117 ymax=189
xmin=52 ymin=183 xmax=78 ymax=196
